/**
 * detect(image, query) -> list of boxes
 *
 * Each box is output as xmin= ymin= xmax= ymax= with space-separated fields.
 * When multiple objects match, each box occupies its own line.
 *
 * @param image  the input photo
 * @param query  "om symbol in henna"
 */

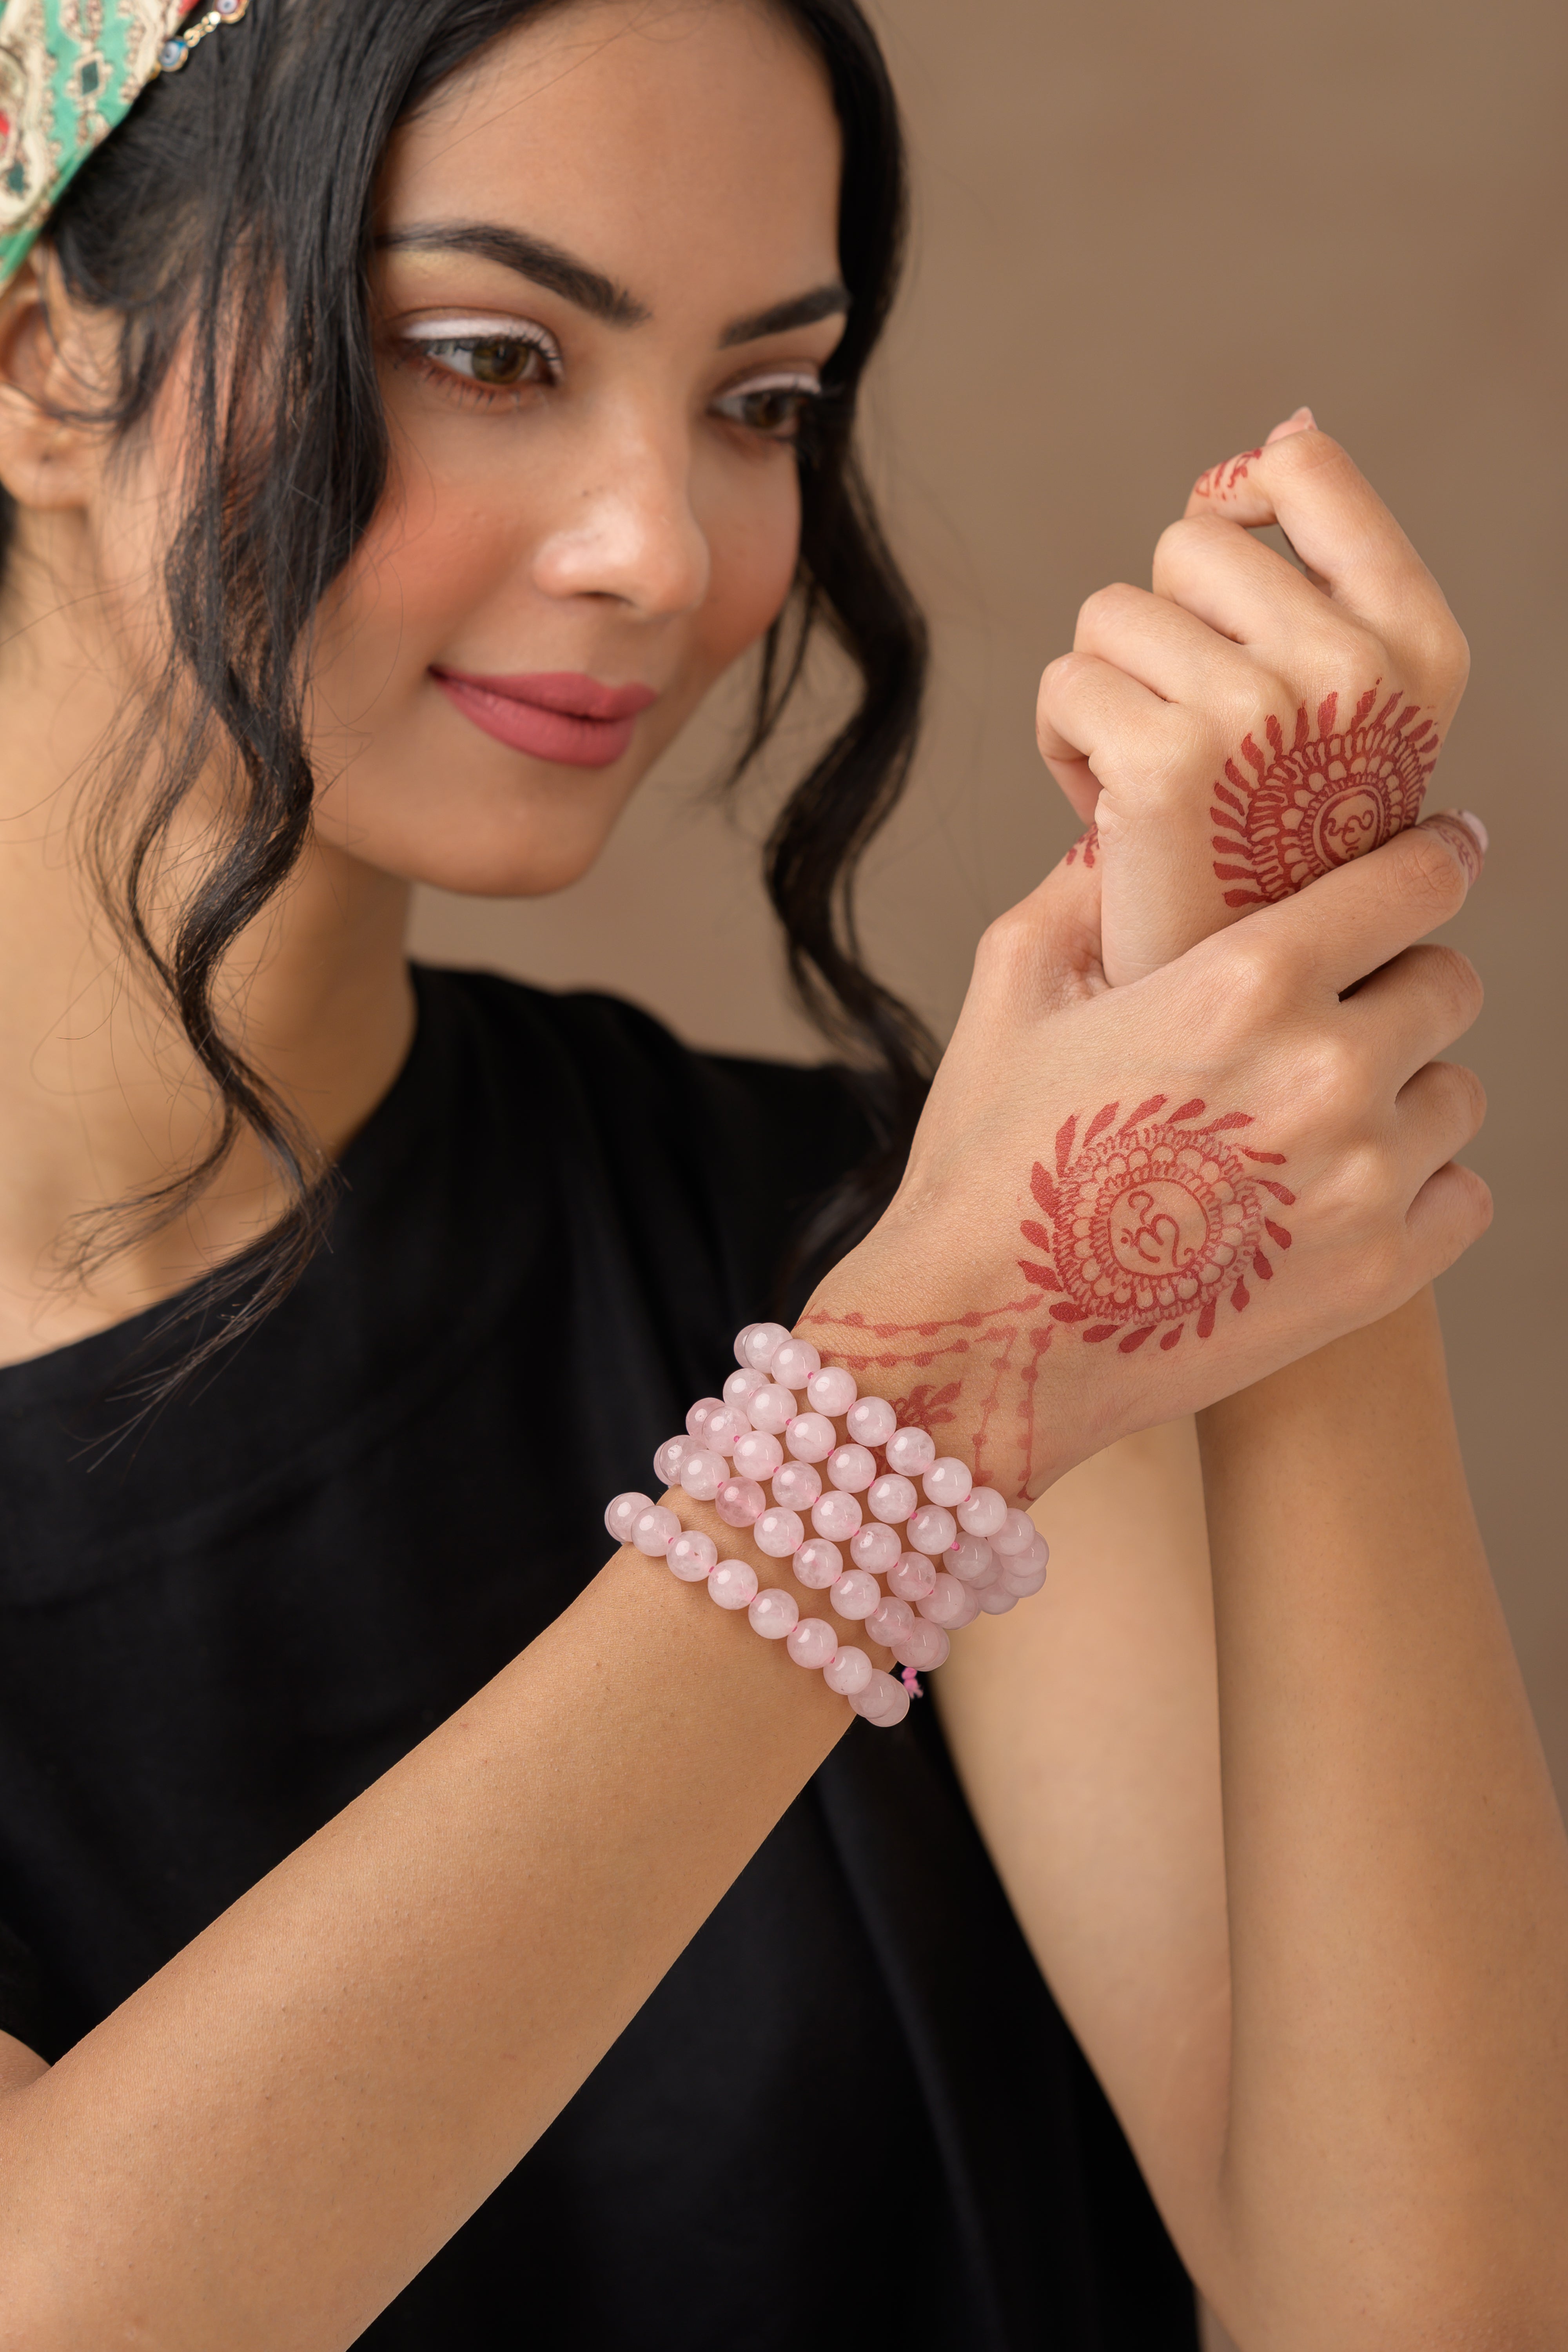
xmin=1022 ymin=1095 xmax=1293 ymax=1351
xmin=1210 ymin=688 xmax=1440 ymax=906
xmin=802 ymin=1097 xmax=1292 ymax=1496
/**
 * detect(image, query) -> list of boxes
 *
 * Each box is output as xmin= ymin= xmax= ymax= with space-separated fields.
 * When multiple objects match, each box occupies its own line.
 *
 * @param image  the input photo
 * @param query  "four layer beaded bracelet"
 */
xmin=606 ymin=1321 xmax=1050 ymax=1732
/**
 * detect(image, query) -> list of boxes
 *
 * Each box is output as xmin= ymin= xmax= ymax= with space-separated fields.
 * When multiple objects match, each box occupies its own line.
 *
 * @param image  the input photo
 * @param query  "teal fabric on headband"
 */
xmin=0 ymin=0 xmax=207 ymax=292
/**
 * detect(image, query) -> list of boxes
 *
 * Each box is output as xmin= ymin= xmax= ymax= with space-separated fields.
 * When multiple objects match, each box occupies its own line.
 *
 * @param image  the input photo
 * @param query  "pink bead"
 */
xmin=806 ymin=1365 xmax=858 ymax=1417
xmin=991 ymin=1508 xmax=1036 ymax=1558
xmin=885 ymin=1426 xmax=936 ymax=1477
xmin=946 ymin=1586 xmax=983 ymax=1629
xmin=678 ymin=1448 xmax=728 ymax=1502
xmin=702 ymin=1405 xmax=750 ymax=1455
xmin=746 ymin=1383 xmax=797 ymax=1436
xmin=605 ymin=1491 xmax=652 ymax=1545
xmin=892 ymin=1618 xmax=950 ymax=1671
xmin=666 ymin=1530 xmax=718 ymax=1582
xmin=849 ymin=1521 xmax=901 ymax=1576
xmin=845 ymin=1394 xmax=897 ymax=1448
xmin=793 ymin=1538 xmax=844 ymax=1590
xmin=957 ymin=1485 xmax=1008 ymax=1538
xmin=653 ymin=1436 xmax=692 ymax=1487
xmin=811 ymin=1490 xmax=862 ymax=1541
xmin=867 ymin=1472 xmax=918 ymax=1525
xmin=923 ymin=1456 xmax=973 ymax=1508
xmin=735 ymin=1321 xmax=791 ymax=1372
xmin=709 ymin=1559 xmax=759 ymax=1610
xmin=866 ymin=1594 xmax=915 ymax=1646
xmin=631 ymin=1504 xmax=681 ymax=1557
xmin=686 ymin=1395 xmax=724 ymax=1441
xmin=749 ymin=1586 xmax=800 ymax=1640
xmin=1002 ymin=1558 xmax=1049 ymax=1598
xmin=827 ymin=1443 xmax=877 ymax=1494
xmin=771 ymin=1459 xmax=822 ymax=1512
xmin=853 ymin=1670 xmax=910 ymax=1728
xmin=723 ymin=1366 xmax=768 ymax=1410
xmin=947 ymin=1533 xmax=995 ymax=1586
xmin=755 ymin=1507 xmax=806 ymax=1558
xmin=770 ymin=1338 xmax=821 ymax=1390
xmin=976 ymin=1585 xmax=1018 ymax=1615
xmin=787 ymin=1615 xmax=839 ymax=1670
xmin=784 ymin=1412 xmax=836 ymax=1463
xmin=823 ymin=1645 xmax=873 ymax=1697
xmin=917 ymin=1571 xmax=971 ymax=1628
xmin=732 ymin=1429 xmax=784 ymax=1481
xmin=888 ymin=1552 xmax=937 ymax=1602
xmin=907 ymin=1504 xmax=957 ymax=1556
xmin=715 ymin=1476 xmax=766 ymax=1528
xmin=832 ymin=1569 xmax=881 ymax=1621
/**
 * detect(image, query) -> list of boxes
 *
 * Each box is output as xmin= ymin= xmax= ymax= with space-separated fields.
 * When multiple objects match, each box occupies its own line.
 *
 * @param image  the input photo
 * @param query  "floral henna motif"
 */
xmin=803 ymin=1099 xmax=1292 ymax=1499
xmin=1024 ymin=1095 xmax=1292 ymax=1349
xmin=1064 ymin=822 xmax=1099 ymax=868
xmin=1210 ymin=688 xmax=1440 ymax=906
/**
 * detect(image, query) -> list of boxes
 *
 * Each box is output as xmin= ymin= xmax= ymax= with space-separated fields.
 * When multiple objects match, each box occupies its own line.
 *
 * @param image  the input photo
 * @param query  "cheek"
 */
xmin=691 ymin=463 xmax=803 ymax=677
xmin=314 ymin=463 xmax=518 ymax=711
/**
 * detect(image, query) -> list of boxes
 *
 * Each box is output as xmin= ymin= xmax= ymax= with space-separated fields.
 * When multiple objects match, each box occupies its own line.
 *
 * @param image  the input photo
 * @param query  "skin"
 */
xmin=0 ymin=6 xmax=1563 ymax=2345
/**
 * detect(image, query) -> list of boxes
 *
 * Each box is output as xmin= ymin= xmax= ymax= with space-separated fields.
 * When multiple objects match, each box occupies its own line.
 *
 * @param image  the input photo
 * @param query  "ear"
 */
xmin=0 ymin=252 xmax=110 ymax=513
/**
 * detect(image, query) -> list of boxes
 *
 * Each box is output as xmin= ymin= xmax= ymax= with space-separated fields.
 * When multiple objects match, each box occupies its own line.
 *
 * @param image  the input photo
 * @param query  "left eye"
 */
xmin=712 ymin=374 xmax=822 ymax=439
xmin=415 ymin=335 xmax=556 ymax=387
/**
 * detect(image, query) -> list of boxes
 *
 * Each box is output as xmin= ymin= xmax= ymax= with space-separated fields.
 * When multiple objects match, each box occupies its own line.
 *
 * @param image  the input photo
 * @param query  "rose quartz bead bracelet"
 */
xmin=604 ymin=1323 xmax=1049 ymax=1731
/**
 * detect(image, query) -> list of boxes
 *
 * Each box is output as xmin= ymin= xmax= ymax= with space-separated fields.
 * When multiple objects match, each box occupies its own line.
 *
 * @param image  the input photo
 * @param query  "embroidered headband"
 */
xmin=0 ymin=0 xmax=251 ymax=294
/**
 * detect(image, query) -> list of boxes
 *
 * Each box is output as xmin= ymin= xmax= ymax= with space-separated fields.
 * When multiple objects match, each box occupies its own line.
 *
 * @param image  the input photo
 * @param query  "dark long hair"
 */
xmin=0 ymin=0 xmax=933 ymax=1397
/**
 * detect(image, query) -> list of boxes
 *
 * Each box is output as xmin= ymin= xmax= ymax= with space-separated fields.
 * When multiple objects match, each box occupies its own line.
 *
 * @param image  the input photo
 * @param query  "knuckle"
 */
xmin=1209 ymin=932 xmax=1288 ymax=1025
xmin=1405 ymin=610 xmax=1470 ymax=704
xmin=1074 ymin=581 xmax=1141 ymax=641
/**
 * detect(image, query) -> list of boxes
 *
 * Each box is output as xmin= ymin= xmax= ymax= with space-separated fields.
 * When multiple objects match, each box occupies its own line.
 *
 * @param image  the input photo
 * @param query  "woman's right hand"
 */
xmin=800 ymin=805 xmax=1488 ymax=1501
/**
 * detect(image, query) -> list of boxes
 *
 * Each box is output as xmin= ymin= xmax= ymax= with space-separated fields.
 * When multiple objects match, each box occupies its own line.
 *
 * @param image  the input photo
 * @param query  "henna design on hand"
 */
xmin=804 ymin=1099 xmax=1290 ymax=1497
xmin=1064 ymin=822 xmax=1099 ymax=868
xmin=1192 ymin=447 xmax=1263 ymax=501
xmin=1210 ymin=689 xmax=1439 ymax=906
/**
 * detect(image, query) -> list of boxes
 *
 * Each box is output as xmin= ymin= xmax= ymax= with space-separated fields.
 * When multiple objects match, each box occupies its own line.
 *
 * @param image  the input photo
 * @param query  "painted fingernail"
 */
xmin=1264 ymin=405 xmax=1316 ymax=443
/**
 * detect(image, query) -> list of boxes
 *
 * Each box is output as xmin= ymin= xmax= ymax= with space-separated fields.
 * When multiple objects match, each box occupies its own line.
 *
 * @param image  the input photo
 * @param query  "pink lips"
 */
xmin=433 ymin=668 xmax=658 ymax=768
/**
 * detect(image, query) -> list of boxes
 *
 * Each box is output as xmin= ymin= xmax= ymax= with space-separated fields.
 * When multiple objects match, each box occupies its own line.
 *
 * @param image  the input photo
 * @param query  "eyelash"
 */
xmin=394 ymin=322 xmax=826 ymax=443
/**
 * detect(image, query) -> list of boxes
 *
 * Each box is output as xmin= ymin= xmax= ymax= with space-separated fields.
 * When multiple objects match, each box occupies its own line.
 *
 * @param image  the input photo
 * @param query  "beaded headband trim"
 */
xmin=0 ymin=0 xmax=251 ymax=294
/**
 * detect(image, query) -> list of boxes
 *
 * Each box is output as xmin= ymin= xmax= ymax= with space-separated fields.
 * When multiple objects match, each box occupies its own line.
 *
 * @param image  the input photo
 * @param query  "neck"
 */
xmin=0 ymin=535 xmax=416 ymax=1367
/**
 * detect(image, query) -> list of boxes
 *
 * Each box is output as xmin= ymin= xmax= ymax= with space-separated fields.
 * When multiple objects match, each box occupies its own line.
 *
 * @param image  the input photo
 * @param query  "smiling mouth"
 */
xmin=432 ymin=668 xmax=659 ymax=768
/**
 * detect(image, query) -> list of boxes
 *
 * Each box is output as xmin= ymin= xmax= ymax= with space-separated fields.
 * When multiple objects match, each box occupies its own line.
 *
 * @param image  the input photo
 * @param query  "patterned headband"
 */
xmin=0 ymin=0 xmax=251 ymax=293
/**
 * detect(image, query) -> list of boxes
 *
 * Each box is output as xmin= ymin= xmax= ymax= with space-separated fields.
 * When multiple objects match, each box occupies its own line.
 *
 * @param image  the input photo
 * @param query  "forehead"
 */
xmin=379 ymin=1 xmax=842 ymax=312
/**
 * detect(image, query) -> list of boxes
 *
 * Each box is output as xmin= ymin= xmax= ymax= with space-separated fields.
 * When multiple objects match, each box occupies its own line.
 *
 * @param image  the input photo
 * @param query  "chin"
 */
xmin=315 ymin=759 xmax=643 ymax=898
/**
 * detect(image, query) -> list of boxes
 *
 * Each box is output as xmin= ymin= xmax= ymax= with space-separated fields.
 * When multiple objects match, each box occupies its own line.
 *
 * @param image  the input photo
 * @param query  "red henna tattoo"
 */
xmin=1192 ymin=446 xmax=1262 ymax=501
xmin=1209 ymin=688 xmax=1440 ymax=906
xmin=1025 ymin=1095 xmax=1290 ymax=1348
xmin=1064 ymin=822 xmax=1099 ymax=868
xmin=804 ymin=1098 xmax=1291 ymax=1498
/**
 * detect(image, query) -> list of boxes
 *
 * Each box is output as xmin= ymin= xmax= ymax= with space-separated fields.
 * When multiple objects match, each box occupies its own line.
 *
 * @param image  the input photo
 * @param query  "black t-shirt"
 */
xmin=0 ymin=966 xmax=1195 ymax=2349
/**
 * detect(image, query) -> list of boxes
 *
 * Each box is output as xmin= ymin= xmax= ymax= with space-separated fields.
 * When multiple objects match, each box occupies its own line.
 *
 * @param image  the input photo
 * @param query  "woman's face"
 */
xmin=307 ymin=0 xmax=846 ymax=896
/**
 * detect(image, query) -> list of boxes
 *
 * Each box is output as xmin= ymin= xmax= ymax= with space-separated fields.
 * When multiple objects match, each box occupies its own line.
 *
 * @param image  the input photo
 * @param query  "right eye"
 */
xmin=396 ymin=315 xmax=563 ymax=403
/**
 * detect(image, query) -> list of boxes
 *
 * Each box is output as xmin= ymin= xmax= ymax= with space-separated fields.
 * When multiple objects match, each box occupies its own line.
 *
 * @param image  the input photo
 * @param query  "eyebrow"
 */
xmin=378 ymin=221 xmax=849 ymax=348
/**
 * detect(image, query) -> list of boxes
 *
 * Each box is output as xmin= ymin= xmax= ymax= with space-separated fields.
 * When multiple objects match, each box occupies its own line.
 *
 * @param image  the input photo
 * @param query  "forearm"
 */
xmin=1200 ymin=1289 xmax=1568 ymax=2342
xmin=0 ymin=1534 xmax=856 ymax=2351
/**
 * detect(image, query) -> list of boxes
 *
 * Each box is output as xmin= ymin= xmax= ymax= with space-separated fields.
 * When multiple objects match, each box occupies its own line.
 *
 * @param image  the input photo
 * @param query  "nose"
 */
xmin=530 ymin=402 xmax=710 ymax=620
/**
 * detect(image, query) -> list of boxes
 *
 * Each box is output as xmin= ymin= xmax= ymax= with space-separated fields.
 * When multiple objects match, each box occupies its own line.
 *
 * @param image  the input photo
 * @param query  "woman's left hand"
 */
xmin=1036 ymin=409 xmax=1475 ymax=985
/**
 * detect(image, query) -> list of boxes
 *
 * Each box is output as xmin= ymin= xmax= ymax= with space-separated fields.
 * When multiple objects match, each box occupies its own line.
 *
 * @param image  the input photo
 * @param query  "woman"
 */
xmin=0 ymin=1 xmax=1562 ymax=2345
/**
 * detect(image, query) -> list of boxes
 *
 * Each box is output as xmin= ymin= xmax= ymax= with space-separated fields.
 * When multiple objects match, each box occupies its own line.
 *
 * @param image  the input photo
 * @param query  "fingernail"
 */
xmin=1423 ymin=809 xmax=1487 ymax=881
xmin=1451 ymin=808 xmax=1488 ymax=856
xmin=1265 ymin=406 xmax=1316 ymax=443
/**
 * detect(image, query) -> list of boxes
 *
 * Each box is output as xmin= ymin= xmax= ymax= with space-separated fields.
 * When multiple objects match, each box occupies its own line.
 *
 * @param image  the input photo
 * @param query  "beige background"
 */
xmin=411 ymin=0 xmax=1568 ymax=1795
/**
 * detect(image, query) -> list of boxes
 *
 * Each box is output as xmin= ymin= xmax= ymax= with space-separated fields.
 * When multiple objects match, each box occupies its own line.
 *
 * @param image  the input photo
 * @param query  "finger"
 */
xmin=1393 ymin=1058 xmax=1488 ymax=1189
xmin=1036 ymin=651 xmax=1172 ymax=822
xmin=1181 ymin=427 xmax=1458 ymax=659
xmin=1404 ymin=1158 xmax=1493 ymax=1272
xmin=964 ymin=818 xmax=1106 ymax=1020
xmin=1150 ymin=515 xmax=1383 ymax=677
xmin=1236 ymin=811 xmax=1485 ymax=999
xmin=1340 ymin=940 xmax=1484 ymax=1085
xmin=1073 ymin=580 xmax=1274 ymax=710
